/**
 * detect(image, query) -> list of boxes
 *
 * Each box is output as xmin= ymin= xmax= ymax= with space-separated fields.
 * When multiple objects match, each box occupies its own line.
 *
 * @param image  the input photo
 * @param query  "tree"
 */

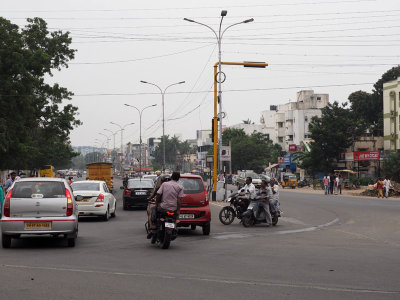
xmin=382 ymin=152 xmax=400 ymax=182
xmin=297 ymin=102 xmax=363 ymax=173
xmin=0 ymin=17 xmax=80 ymax=170
xmin=222 ymin=128 xmax=282 ymax=173
xmin=242 ymin=119 xmax=254 ymax=124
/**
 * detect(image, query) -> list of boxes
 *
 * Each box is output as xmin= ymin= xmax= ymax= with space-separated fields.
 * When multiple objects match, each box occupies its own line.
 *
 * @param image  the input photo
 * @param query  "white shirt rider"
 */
xmin=242 ymin=177 xmax=256 ymax=197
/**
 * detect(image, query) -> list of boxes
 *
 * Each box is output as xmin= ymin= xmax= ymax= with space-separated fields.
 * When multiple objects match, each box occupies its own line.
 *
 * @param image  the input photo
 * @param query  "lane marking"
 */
xmin=2 ymin=264 xmax=399 ymax=295
xmin=213 ymin=218 xmax=340 ymax=240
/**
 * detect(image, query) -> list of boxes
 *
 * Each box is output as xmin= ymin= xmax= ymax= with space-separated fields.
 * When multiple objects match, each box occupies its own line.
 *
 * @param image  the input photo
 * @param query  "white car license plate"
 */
xmin=179 ymin=214 xmax=195 ymax=219
xmin=136 ymin=191 xmax=147 ymax=195
xmin=165 ymin=222 xmax=175 ymax=229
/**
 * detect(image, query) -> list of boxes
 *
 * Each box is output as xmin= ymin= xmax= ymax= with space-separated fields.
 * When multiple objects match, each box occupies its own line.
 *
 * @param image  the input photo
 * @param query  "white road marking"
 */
xmin=2 ymin=264 xmax=398 ymax=295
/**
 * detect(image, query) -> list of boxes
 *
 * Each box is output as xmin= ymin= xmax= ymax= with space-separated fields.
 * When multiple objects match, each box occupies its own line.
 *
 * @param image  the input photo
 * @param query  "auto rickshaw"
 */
xmin=281 ymin=174 xmax=298 ymax=189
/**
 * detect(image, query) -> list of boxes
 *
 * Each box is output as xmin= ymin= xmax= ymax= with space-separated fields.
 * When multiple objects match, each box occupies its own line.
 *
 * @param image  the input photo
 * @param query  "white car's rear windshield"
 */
xmin=178 ymin=178 xmax=204 ymax=194
xmin=12 ymin=181 xmax=66 ymax=198
xmin=71 ymin=182 xmax=100 ymax=191
xmin=128 ymin=180 xmax=154 ymax=189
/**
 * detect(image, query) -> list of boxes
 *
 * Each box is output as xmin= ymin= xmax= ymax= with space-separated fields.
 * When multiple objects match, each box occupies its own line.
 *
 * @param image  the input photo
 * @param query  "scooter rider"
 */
xmin=257 ymin=179 xmax=272 ymax=226
xmin=269 ymin=178 xmax=280 ymax=214
xmin=242 ymin=177 xmax=256 ymax=198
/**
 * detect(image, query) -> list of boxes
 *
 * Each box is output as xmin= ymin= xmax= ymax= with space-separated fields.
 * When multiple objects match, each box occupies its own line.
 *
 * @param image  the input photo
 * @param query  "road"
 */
xmin=1 ymin=177 xmax=399 ymax=299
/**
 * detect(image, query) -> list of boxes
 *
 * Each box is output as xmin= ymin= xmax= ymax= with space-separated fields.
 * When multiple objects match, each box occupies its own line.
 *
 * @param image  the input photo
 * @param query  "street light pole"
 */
xmin=110 ymin=122 xmax=135 ymax=171
xmin=104 ymin=129 xmax=118 ymax=151
xmin=184 ymin=12 xmax=254 ymax=173
xmin=140 ymin=80 xmax=185 ymax=172
xmin=124 ymin=104 xmax=157 ymax=177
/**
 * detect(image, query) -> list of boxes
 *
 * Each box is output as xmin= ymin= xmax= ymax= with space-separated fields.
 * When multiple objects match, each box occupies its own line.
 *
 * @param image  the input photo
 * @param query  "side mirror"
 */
xmin=120 ymin=186 xmax=124 ymax=190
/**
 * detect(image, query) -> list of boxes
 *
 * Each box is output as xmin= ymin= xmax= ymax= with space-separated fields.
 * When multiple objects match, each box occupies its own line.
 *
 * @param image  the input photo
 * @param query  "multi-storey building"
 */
xmin=383 ymin=76 xmax=400 ymax=151
xmin=196 ymin=130 xmax=212 ymax=169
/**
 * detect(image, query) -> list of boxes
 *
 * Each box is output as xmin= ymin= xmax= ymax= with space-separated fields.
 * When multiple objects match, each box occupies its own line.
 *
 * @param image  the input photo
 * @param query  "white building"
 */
xmin=196 ymin=130 xmax=212 ymax=168
xmin=383 ymin=76 xmax=400 ymax=151
xmin=260 ymin=90 xmax=329 ymax=150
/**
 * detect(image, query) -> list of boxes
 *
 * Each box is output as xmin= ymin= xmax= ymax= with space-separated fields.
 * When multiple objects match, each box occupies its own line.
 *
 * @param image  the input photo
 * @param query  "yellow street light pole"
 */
xmin=211 ymin=61 xmax=268 ymax=201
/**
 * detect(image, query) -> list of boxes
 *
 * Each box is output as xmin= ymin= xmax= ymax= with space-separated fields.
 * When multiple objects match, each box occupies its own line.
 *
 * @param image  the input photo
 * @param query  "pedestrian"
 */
xmin=329 ymin=173 xmax=335 ymax=195
xmin=4 ymin=172 xmax=17 ymax=192
xmin=338 ymin=175 xmax=343 ymax=194
xmin=323 ymin=175 xmax=329 ymax=195
xmin=376 ymin=178 xmax=384 ymax=198
xmin=334 ymin=175 xmax=339 ymax=195
xmin=383 ymin=176 xmax=393 ymax=198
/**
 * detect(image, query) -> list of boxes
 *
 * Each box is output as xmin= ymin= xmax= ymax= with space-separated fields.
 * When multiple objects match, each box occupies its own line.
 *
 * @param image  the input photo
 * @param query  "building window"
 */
xmin=278 ymin=122 xmax=283 ymax=128
xmin=305 ymin=116 xmax=308 ymax=122
xmin=317 ymin=97 xmax=321 ymax=100
xmin=278 ymin=137 xmax=283 ymax=143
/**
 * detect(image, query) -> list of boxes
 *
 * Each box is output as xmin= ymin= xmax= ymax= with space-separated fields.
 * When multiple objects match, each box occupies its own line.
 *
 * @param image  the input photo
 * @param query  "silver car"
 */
xmin=1 ymin=178 xmax=78 ymax=248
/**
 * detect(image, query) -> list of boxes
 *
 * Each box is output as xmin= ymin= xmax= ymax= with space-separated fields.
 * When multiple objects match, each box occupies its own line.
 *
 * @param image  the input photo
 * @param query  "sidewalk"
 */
xmin=281 ymin=185 xmax=400 ymax=200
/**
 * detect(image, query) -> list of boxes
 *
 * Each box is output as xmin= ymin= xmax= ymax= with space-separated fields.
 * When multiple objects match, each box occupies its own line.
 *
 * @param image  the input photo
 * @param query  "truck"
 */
xmin=86 ymin=162 xmax=113 ymax=191
xmin=39 ymin=165 xmax=55 ymax=177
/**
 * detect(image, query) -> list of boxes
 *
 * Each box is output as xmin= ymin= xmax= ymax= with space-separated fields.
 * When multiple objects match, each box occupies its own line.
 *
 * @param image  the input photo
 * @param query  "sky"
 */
xmin=2 ymin=0 xmax=400 ymax=147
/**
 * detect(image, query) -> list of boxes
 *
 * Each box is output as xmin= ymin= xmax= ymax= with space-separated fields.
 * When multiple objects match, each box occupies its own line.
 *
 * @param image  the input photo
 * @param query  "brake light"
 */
xmin=65 ymin=188 xmax=73 ymax=216
xmin=96 ymin=193 xmax=105 ymax=202
xmin=3 ymin=189 xmax=12 ymax=217
xmin=166 ymin=211 xmax=175 ymax=216
xmin=204 ymin=189 xmax=209 ymax=203
xmin=124 ymin=189 xmax=131 ymax=196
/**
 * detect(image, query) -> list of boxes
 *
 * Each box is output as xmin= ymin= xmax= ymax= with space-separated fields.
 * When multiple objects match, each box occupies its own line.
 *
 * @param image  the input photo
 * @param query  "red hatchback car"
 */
xmin=177 ymin=174 xmax=211 ymax=235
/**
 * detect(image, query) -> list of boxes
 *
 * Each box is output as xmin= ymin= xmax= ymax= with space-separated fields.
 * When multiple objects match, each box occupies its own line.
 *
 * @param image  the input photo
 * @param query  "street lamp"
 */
xmin=184 ymin=11 xmax=254 ymax=172
xmin=98 ymin=132 xmax=111 ymax=150
xmin=124 ymin=103 xmax=157 ymax=177
xmin=104 ymin=129 xmax=119 ymax=151
xmin=140 ymin=80 xmax=185 ymax=172
xmin=110 ymin=122 xmax=135 ymax=170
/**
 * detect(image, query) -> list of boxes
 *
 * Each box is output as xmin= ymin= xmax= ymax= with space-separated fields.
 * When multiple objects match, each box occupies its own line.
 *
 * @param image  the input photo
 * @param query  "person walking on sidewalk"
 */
xmin=338 ymin=175 xmax=343 ymax=195
xmin=329 ymin=174 xmax=335 ymax=195
xmin=383 ymin=176 xmax=393 ymax=198
xmin=323 ymin=175 xmax=329 ymax=195
xmin=376 ymin=178 xmax=384 ymax=198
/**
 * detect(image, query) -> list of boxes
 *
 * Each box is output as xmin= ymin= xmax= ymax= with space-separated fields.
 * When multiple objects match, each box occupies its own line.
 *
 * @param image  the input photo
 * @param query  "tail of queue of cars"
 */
xmin=177 ymin=174 xmax=211 ymax=235
xmin=1 ymin=178 xmax=78 ymax=248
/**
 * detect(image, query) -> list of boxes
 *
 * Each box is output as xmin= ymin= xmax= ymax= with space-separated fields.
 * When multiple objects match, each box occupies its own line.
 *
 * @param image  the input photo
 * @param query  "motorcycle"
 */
xmin=145 ymin=209 xmax=177 ymax=249
xmin=218 ymin=191 xmax=251 ymax=225
xmin=241 ymin=196 xmax=281 ymax=227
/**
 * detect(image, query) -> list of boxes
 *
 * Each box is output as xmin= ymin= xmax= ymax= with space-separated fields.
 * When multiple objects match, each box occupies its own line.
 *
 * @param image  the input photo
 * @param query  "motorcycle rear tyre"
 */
xmin=272 ymin=215 xmax=279 ymax=226
xmin=161 ymin=230 xmax=171 ymax=249
xmin=242 ymin=215 xmax=254 ymax=227
xmin=219 ymin=206 xmax=236 ymax=225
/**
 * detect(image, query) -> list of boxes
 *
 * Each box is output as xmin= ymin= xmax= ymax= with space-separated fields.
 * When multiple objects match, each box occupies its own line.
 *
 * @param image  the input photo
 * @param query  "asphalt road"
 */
xmin=1 ymin=178 xmax=399 ymax=300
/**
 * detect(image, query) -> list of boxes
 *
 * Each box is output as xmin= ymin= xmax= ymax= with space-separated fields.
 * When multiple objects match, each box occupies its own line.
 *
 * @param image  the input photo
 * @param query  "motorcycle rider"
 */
xmin=269 ymin=178 xmax=280 ymax=214
xmin=257 ymin=179 xmax=272 ymax=226
xmin=242 ymin=177 xmax=256 ymax=198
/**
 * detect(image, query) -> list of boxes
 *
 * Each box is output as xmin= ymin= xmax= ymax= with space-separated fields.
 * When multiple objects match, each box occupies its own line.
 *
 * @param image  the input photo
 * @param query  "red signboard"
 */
xmin=353 ymin=151 xmax=379 ymax=161
xmin=289 ymin=144 xmax=297 ymax=152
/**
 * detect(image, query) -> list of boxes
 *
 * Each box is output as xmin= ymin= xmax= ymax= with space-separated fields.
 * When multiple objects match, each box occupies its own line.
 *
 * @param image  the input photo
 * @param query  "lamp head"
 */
xmin=183 ymin=18 xmax=195 ymax=22
xmin=140 ymin=80 xmax=148 ymax=84
xmin=243 ymin=18 xmax=254 ymax=23
xmin=178 ymin=81 xmax=185 ymax=84
xmin=221 ymin=10 xmax=227 ymax=17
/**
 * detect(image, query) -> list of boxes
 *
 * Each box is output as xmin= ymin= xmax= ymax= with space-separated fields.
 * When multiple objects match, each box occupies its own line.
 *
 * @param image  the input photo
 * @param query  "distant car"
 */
xmin=236 ymin=172 xmax=262 ymax=189
xmin=1 ymin=178 xmax=78 ymax=248
xmin=122 ymin=179 xmax=154 ymax=210
xmin=177 ymin=174 xmax=211 ymax=235
xmin=71 ymin=181 xmax=116 ymax=221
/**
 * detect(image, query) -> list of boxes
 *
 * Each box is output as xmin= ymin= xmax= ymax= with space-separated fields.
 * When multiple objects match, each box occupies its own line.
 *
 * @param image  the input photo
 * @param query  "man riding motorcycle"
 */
xmin=242 ymin=177 xmax=256 ymax=198
xmin=257 ymin=179 xmax=272 ymax=226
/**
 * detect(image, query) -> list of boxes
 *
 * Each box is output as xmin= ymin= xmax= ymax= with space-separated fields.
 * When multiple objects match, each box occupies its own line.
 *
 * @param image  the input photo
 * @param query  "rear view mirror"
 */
xmin=120 ymin=186 xmax=124 ymax=190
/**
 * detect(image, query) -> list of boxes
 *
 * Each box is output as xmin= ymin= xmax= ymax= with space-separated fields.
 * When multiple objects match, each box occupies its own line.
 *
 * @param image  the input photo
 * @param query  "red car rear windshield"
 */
xmin=12 ymin=181 xmax=66 ymax=198
xmin=178 ymin=178 xmax=204 ymax=194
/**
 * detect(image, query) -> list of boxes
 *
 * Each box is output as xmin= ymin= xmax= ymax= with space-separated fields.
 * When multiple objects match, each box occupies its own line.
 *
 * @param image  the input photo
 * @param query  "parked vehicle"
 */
xmin=281 ymin=174 xmax=297 ymax=189
xmin=177 ymin=174 xmax=211 ymax=235
xmin=142 ymin=174 xmax=157 ymax=182
xmin=122 ymin=179 xmax=154 ymax=210
xmin=218 ymin=190 xmax=251 ymax=225
xmin=146 ymin=209 xmax=177 ymax=249
xmin=86 ymin=162 xmax=114 ymax=192
xmin=236 ymin=172 xmax=262 ymax=189
xmin=241 ymin=197 xmax=281 ymax=227
xmin=1 ymin=178 xmax=78 ymax=248
xmin=71 ymin=181 xmax=116 ymax=221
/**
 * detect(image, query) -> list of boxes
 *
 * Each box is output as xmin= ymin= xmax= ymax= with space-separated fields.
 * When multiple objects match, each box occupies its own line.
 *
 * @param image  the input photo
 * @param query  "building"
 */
xmin=126 ymin=142 xmax=149 ymax=168
xmin=148 ymin=137 xmax=161 ymax=157
xmin=196 ymin=130 xmax=213 ymax=169
xmin=260 ymin=90 xmax=329 ymax=150
xmin=383 ymin=76 xmax=400 ymax=151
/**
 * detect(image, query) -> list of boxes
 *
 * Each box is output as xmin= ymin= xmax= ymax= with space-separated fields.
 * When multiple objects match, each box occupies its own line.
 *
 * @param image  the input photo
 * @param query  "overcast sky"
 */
xmin=2 ymin=0 xmax=400 ymax=147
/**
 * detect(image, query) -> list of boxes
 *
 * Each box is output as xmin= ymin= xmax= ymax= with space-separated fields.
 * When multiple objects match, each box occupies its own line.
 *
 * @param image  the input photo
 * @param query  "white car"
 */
xmin=71 ymin=181 xmax=116 ymax=221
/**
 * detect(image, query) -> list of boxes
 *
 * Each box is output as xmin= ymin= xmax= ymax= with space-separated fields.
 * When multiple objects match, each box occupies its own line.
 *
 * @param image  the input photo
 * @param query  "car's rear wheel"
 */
xmin=219 ymin=206 xmax=236 ymax=225
xmin=2 ymin=234 xmax=11 ymax=248
xmin=67 ymin=237 xmax=76 ymax=247
xmin=123 ymin=199 xmax=128 ymax=210
xmin=103 ymin=206 xmax=110 ymax=221
xmin=111 ymin=202 xmax=116 ymax=217
xmin=190 ymin=225 xmax=196 ymax=230
xmin=202 ymin=223 xmax=211 ymax=235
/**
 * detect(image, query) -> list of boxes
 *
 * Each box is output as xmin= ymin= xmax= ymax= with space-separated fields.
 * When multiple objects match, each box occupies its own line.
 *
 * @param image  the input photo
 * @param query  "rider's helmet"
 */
xmin=156 ymin=170 xmax=161 ymax=175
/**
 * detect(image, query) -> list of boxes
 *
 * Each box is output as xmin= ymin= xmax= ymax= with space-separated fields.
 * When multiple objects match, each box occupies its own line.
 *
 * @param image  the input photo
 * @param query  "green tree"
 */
xmin=0 ymin=17 xmax=80 ymax=170
xmin=382 ymin=152 xmax=400 ymax=182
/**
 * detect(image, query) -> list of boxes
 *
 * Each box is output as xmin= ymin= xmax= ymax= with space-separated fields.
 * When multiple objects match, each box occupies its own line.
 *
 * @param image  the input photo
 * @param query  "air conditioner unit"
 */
xmin=391 ymin=132 xmax=395 ymax=138
xmin=390 ymin=110 xmax=395 ymax=116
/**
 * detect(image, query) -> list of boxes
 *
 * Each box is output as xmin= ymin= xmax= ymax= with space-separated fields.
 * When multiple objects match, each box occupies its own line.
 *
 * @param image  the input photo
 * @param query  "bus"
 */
xmin=39 ymin=165 xmax=55 ymax=177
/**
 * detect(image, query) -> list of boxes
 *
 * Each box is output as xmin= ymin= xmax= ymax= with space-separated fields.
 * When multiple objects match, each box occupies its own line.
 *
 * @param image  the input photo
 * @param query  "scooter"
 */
xmin=218 ymin=190 xmax=251 ymax=225
xmin=241 ymin=196 xmax=280 ymax=227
